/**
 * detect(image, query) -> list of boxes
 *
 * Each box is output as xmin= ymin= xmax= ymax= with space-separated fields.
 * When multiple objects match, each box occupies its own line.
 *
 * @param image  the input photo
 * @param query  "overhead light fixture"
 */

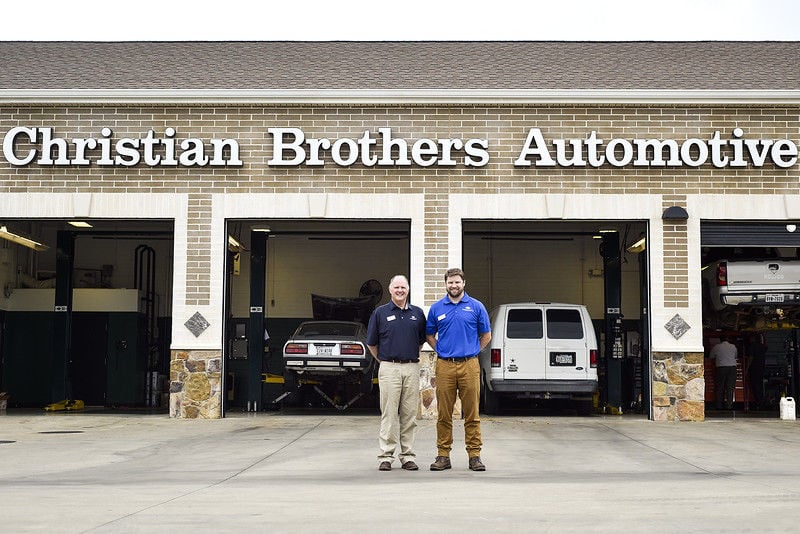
xmin=0 ymin=225 xmax=49 ymax=251
xmin=662 ymin=206 xmax=689 ymax=221
xmin=251 ymin=227 xmax=271 ymax=233
xmin=626 ymin=236 xmax=646 ymax=254
xmin=68 ymin=221 xmax=93 ymax=228
xmin=228 ymin=235 xmax=241 ymax=251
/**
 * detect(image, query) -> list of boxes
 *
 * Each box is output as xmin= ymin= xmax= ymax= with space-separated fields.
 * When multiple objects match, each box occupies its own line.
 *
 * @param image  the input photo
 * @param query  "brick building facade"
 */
xmin=2 ymin=42 xmax=800 ymax=420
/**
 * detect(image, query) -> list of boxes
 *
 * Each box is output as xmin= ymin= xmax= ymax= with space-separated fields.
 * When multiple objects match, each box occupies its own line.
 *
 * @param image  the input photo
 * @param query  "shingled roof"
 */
xmin=1 ymin=41 xmax=799 ymax=92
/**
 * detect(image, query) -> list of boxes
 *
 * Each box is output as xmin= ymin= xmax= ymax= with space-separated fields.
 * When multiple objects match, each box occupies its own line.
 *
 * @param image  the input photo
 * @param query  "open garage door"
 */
xmin=462 ymin=220 xmax=649 ymax=416
xmin=702 ymin=222 xmax=800 ymax=247
xmin=223 ymin=219 xmax=410 ymax=414
xmin=701 ymin=221 xmax=800 ymax=414
xmin=0 ymin=219 xmax=174 ymax=410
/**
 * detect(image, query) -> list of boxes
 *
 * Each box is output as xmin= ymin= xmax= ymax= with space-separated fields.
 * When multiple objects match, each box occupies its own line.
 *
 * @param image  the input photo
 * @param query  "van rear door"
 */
xmin=501 ymin=307 xmax=546 ymax=380
xmin=544 ymin=307 xmax=588 ymax=380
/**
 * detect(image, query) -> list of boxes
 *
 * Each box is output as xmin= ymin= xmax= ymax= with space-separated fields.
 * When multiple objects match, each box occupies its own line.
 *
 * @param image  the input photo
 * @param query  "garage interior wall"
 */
xmin=463 ymin=233 xmax=642 ymax=320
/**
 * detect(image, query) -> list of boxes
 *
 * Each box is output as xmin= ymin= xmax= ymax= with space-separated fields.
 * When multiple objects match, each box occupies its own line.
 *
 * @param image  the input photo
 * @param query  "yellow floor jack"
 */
xmin=44 ymin=399 xmax=85 ymax=412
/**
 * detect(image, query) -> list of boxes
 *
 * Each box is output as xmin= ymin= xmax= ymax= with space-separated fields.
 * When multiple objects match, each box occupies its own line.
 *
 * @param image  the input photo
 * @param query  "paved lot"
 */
xmin=1 ymin=408 xmax=799 ymax=533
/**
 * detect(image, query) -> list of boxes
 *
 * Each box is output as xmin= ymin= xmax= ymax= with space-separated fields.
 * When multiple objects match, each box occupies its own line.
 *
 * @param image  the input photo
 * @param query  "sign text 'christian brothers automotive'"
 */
xmin=2 ymin=126 xmax=798 ymax=169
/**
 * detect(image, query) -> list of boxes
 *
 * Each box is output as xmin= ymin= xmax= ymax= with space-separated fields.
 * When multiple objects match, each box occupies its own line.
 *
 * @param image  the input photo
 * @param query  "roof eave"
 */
xmin=2 ymin=89 xmax=800 ymax=105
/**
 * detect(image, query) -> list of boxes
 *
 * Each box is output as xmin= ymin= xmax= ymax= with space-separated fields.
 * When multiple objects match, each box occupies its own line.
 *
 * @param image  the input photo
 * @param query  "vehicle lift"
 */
xmin=243 ymin=229 xmax=375 ymax=412
xmin=263 ymin=372 xmax=375 ymax=411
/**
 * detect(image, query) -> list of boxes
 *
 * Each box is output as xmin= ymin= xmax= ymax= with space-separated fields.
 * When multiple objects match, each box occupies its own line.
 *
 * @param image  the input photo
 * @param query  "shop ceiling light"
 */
xmin=228 ymin=235 xmax=242 ymax=251
xmin=0 ymin=225 xmax=49 ymax=251
xmin=626 ymin=237 xmax=646 ymax=254
xmin=68 ymin=221 xmax=93 ymax=228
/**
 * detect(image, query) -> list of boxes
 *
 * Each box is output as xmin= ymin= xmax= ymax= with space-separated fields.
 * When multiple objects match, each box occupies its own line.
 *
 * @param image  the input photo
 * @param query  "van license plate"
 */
xmin=766 ymin=294 xmax=784 ymax=303
xmin=550 ymin=352 xmax=575 ymax=366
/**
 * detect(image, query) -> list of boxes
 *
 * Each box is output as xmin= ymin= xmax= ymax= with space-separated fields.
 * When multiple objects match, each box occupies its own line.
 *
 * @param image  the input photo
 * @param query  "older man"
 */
xmin=367 ymin=274 xmax=426 ymax=471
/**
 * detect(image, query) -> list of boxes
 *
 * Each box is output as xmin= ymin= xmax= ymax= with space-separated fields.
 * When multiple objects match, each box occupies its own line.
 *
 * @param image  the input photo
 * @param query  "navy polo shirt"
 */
xmin=366 ymin=301 xmax=426 ymax=361
xmin=425 ymin=292 xmax=490 ymax=358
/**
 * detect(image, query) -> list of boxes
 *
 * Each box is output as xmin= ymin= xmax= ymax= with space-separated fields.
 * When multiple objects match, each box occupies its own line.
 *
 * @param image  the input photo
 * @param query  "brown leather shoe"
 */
xmin=469 ymin=456 xmax=486 ymax=471
xmin=429 ymin=456 xmax=451 ymax=471
xmin=378 ymin=461 xmax=392 ymax=471
xmin=401 ymin=460 xmax=419 ymax=471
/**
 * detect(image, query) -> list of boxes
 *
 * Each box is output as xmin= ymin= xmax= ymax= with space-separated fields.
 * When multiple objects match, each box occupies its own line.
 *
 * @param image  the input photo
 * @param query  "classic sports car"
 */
xmin=282 ymin=320 xmax=375 ymax=390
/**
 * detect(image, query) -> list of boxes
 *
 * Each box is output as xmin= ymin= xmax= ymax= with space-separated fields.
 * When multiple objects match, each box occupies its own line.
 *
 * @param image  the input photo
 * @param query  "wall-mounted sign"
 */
xmin=2 ymin=127 xmax=242 ymax=167
xmin=267 ymin=127 xmax=490 ymax=168
xmin=514 ymin=128 xmax=798 ymax=169
xmin=3 ymin=125 xmax=796 ymax=170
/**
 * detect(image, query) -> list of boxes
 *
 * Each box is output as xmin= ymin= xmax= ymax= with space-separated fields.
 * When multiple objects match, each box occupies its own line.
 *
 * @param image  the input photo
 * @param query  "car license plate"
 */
xmin=550 ymin=352 xmax=575 ymax=366
xmin=766 ymin=294 xmax=784 ymax=303
xmin=315 ymin=345 xmax=333 ymax=356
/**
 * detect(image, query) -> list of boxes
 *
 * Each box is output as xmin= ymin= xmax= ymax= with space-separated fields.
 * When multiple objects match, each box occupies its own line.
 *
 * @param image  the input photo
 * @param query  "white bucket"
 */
xmin=779 ymin=397 xmax=796 ymax=420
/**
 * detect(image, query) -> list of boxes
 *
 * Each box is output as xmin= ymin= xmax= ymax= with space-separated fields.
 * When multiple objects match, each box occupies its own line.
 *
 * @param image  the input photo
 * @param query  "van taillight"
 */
xmin=590 ymin=349 xmax=598 ymax=368
xmin=491 ymin=348 xmax=501 ymax=367
xmin=716 ymin=262 xmax=728 ymax=287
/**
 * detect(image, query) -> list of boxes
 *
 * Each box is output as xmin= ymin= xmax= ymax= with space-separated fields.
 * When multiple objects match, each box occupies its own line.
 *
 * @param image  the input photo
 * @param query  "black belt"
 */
xmin=381 ymin=359 xmax=419 ymax=364
xmin=439 ymin=355 xmax=477 ymax=362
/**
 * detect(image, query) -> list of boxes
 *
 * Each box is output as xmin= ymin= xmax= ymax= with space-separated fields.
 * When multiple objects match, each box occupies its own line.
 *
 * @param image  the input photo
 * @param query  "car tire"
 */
xmin=481 ymin=378 xmax=501 ymax=415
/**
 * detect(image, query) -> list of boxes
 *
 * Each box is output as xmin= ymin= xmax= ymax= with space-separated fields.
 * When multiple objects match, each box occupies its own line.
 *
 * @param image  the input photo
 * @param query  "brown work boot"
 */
xmin=401 ymin=460 xmax=419 ymax=471
xmin=429 ymin=456 xmax=451 ymax=471
xmin=378 ymin=461 xmax=392 ymax=471
xmin=469 ymin=456 xmax=486 ymax=471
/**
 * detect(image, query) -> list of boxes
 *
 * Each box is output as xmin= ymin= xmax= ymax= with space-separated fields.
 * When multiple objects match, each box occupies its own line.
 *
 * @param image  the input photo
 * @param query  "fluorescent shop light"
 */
xmin=0 ymin=225 xmax=49 ymax=251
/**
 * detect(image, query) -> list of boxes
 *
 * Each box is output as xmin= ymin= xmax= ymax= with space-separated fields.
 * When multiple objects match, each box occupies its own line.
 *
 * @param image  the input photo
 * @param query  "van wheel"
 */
xmin=481 ymin=381 xmax=501 ymax=415
xmin=575 ymin=399 xmax=594 ymax=416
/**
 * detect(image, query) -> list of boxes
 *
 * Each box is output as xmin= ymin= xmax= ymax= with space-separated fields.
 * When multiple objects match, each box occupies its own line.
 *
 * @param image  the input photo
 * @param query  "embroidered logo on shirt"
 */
xmin=463 ymin=306 xmax=473 ymax=311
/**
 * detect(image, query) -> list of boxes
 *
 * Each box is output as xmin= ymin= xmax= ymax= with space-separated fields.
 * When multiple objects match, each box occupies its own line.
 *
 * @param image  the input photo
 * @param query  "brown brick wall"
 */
xmin=663 ymin=195 xmax=689 ymax=308
xmin=2 ymin=104 xmax=799 ymax=305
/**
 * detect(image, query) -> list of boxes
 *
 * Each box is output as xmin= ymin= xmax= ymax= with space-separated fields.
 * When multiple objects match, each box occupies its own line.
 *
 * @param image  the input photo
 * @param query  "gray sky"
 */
xmin=4 ymin=0 xmax=800 ymax=41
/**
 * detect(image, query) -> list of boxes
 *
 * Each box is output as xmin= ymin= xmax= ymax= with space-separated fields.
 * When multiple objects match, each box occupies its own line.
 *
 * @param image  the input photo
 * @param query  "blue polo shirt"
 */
xmin=366 ymin=301 xmax=427 ymax=361
xmin=426 ymin=292 xmax=491 ymax=358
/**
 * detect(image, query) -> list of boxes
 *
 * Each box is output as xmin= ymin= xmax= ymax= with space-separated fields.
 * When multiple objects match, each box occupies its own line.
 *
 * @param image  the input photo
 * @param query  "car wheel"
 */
xmin=481 ymin=378 xmax=501 ymax=415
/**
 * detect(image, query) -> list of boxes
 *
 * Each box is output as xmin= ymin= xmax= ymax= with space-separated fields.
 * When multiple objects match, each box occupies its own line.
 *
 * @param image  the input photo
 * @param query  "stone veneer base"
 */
xmin=170 ymin=349 xmax=222 ymax=419
xmin=651 ymin=351 xmax=705 ymax=421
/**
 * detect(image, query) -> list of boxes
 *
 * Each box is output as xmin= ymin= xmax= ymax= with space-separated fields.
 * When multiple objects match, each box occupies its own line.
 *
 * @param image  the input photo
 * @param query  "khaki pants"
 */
xmin=435 ymin=357 xmax=482 ymax=458
xmin=377 ymin=361 xmax=420 ymax=465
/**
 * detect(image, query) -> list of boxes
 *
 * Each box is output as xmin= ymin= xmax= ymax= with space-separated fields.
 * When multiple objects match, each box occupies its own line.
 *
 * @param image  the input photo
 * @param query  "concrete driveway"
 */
xmin=1 ymin=409 xmax=799 ymax=533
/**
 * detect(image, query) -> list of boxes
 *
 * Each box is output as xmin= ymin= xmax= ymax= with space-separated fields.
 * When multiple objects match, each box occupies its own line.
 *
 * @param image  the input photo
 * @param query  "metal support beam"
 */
xmin=602 ymin=231 xmax=624 ymax=413
xmin=52 ymin=231 xmax=75 ymax=402
xmin=247 ymin=231 xmax=267 ymax=411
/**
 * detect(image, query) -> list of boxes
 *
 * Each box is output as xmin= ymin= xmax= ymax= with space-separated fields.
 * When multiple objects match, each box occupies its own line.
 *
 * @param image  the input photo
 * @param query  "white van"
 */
xmin=478 ymin=302 xmax=598 ymax=414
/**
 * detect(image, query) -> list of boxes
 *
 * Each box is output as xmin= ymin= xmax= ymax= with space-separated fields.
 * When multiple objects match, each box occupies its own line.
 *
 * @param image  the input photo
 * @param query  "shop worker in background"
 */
xmin=367 ymin=274 xmax=426 ymax=472
xmin=426 ymin=267 xmax=491 ymax=472
xmin=710 ymin=335 xmax=738 ymax=410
